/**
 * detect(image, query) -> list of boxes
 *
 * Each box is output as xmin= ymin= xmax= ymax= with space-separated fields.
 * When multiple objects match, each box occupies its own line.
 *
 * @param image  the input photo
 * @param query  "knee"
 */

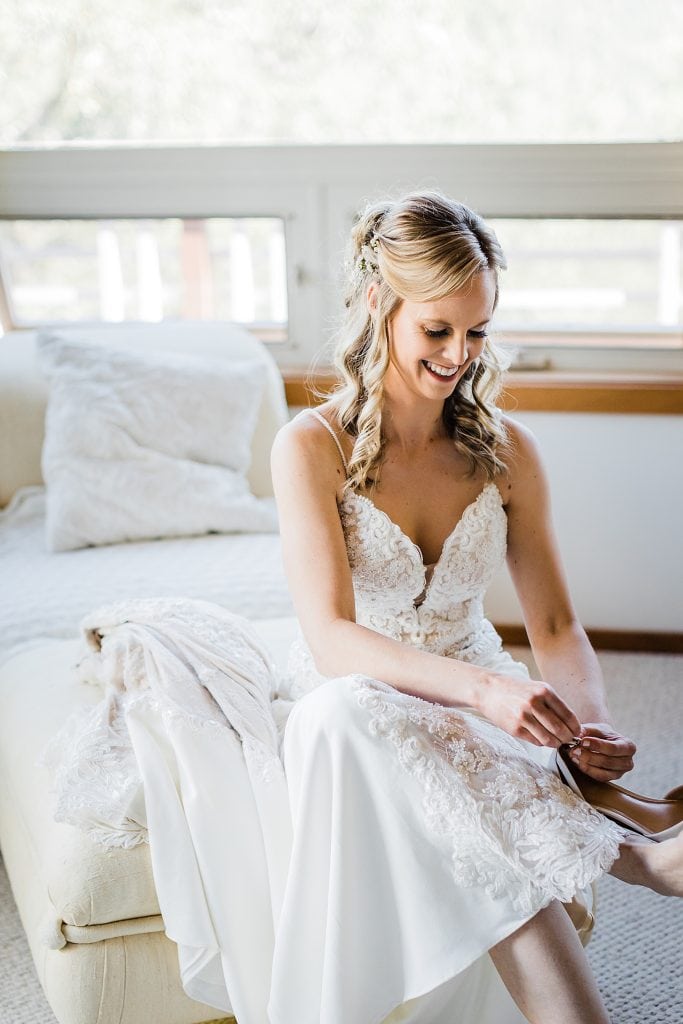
xmin=285 ymin=675 xmax=361 ymax=740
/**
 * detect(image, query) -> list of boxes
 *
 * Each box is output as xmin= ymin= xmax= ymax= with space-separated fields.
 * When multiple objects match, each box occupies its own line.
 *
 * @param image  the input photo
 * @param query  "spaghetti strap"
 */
xmin=306 ymin=408 xmax=349 ymax=476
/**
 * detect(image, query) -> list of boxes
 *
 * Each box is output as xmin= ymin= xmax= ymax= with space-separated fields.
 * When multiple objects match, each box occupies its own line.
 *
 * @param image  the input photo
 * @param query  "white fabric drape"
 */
xmin=40 ymin=596 xmax=294 ymax=1021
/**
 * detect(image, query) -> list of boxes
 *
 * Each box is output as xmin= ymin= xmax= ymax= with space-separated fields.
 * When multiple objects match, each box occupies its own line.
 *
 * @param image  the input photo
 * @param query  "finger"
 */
xmin=518 ymin=726 xmax=544 ymax=747
xmin=541 ymin=692 xmax=581 ymax=737
xmin=522 ymin=714 xmax=562 ymax=748
xmin=579 ymin=764 xmax=633 ymax=783
xmin=578 ymin=723 xmax=615 ymax=739
xmin=571 ymin=751 xmax=635 ymax=772
xmin=569 ymin=750 xmax=634 ymax=772
xmin=535 ymin=705 xmax=578 ymax=746
xmin=581 ymin=723 xmax=637 ymax=754
xmin=580 ymin=737 xmax=637 ymax=757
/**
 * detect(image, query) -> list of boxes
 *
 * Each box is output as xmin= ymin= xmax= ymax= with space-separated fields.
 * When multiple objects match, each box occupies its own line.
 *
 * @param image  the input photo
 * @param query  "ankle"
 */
xmin=611 ymin=834 xmax=683 ymax=897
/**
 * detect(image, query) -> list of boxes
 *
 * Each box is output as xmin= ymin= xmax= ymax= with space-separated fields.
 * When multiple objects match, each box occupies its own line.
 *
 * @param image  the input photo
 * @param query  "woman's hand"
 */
xmin=477 ymin=673 xmax=582 ymax=748
xmin=565 ymin=722 xmax=637 ymax=782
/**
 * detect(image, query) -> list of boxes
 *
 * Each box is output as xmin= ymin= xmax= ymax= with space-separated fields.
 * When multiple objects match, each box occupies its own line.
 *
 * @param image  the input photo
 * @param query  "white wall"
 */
xmin=484 ymin=412 xmax=683 ymax=632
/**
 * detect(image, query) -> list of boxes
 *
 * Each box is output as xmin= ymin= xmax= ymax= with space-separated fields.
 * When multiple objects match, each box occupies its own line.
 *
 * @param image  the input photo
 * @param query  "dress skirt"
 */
xmin=267 ymin=649 xmax=627 ymax=1024
xmin=42 ymin=600 xmax=628 ymax=1024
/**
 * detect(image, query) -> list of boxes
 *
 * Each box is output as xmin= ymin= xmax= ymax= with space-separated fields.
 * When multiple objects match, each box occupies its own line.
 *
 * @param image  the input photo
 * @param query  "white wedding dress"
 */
xmin=269 ymin=410 xmax=628 ymax=1023
xmin=40 ymin=407 xmax=630 ymax=1024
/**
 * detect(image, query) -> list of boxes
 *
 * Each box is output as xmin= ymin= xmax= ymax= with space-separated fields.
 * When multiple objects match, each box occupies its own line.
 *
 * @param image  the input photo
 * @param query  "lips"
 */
xmin=421 ymin=359 xmax=460 ymax=381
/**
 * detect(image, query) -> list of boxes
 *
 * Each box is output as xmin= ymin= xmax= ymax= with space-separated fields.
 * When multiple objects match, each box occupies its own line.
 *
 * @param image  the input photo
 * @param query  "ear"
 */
xmin=367 ymin=281 xmax=378 ymax=313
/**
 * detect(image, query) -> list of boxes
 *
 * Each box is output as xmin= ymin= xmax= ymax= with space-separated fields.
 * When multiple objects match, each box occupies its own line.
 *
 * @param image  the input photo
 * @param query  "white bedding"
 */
xmin=0 ymin=487 xmax=294 ymax=664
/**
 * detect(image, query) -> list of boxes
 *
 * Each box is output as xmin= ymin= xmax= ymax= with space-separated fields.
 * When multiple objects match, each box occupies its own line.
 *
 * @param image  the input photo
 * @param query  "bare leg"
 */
xmin=488 ymin=899 xmax=610 ymax=1024
xmin=487 ymin=832 xmax=683 ymax=1024
xmin=607 ymin=831 xmax=683 ymax=896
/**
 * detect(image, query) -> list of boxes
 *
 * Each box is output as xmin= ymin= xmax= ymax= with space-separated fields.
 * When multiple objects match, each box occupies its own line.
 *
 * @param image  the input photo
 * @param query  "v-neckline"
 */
xmin=342 ymin=480 xmax=502 ymax=606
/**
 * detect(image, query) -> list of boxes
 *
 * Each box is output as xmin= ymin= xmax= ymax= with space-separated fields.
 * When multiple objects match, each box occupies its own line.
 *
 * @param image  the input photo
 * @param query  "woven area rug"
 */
xmin=1 ymin=648 xmax=681 ymax=1023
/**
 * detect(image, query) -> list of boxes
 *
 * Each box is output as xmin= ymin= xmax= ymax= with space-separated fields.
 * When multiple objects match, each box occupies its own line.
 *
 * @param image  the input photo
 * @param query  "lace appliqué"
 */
xmin=38 ymin=597 xmax=287 ymax=849
xmin=279 ymin=631 xmax=329 ymax=701
xmin=336 ymin=482 xmax=508 ymax=658
xmin=349 ymin=677 xmax=628 ymax=916
xmin=38 ymin=691 xmax=148 ymax=849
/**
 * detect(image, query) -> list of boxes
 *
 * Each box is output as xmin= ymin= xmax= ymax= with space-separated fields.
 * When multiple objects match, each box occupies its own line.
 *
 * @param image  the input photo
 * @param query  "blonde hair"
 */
xmin=316 ymin=188 xmax=513 ymax=495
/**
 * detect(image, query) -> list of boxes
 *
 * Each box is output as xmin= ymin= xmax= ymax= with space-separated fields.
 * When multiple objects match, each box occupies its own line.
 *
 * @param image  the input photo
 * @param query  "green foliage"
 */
xmin=1 ymin=0 xmax=682 ymax=144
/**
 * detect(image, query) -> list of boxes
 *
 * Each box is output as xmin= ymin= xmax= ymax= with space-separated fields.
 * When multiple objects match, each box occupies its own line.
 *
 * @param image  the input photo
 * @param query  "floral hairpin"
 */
xmin=355 ymin=235 xmax=380 ymax=277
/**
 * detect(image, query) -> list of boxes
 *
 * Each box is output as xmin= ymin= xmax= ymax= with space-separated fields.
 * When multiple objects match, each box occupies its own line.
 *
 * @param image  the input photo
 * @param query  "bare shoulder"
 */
xmin=499 ymin=414 xmax=546 ymax=484
xmin=497 ymin=413 xmax=553 ymax=517
xmin=270 ymin=405 xmax=347 ymax=496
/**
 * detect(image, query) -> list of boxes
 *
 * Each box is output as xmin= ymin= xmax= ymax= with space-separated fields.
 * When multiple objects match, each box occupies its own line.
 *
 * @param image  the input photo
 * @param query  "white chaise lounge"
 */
xmin=0 ymin=322 xmax=300 ymax=1024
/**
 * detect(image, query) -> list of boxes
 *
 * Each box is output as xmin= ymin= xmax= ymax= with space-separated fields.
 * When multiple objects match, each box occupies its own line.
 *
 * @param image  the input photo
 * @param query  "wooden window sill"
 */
xmin=282 ymin=369 xmax=683 ymax=414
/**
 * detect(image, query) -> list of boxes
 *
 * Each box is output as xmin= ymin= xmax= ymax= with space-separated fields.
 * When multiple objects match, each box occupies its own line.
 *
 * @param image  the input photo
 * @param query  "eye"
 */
xmin=423 ymin=328 xmax=488 ymax=339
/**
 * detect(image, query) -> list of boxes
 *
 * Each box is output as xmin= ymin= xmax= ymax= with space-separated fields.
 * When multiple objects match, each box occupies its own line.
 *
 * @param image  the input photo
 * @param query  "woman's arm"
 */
xmin=502 ymin=415 xmax=636 ymax=778
xmin=270 ymin=413 xmax=581 ymax=749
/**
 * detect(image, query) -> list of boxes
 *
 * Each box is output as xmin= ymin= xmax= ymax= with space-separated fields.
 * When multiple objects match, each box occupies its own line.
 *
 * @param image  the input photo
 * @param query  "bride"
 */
xmin=268 ymin=188 xmax=683 ymax=1024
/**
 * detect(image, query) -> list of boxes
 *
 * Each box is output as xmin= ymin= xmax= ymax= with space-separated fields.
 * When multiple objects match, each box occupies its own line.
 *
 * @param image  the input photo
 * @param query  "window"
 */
xmin=0 ymin=217 xmax=288 ymax=343
xmin=1 ymin=141 xmax=682 ymax=373
xmin=488 ymin=218 xmax=683 ymax=347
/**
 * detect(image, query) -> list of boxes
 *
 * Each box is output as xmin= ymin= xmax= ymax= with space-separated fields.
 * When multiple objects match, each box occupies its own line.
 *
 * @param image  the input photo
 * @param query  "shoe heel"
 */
xmin=555 ymin=748 xmax=683 ymax=844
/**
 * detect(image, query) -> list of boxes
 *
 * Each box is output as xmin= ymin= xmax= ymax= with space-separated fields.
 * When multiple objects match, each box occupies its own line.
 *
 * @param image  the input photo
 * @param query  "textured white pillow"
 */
xmin=37 ymin=335 xmax=279 ymax=551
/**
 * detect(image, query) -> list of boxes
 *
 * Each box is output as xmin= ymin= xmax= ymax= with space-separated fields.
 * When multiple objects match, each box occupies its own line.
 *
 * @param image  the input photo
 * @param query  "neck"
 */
xmin=380 ymin=379 xmax=448 ymax=452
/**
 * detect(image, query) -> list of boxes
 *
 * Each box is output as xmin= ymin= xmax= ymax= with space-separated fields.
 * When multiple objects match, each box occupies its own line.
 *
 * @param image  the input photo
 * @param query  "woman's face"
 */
xmin=375 ymin=270 xmax=496 ymax=399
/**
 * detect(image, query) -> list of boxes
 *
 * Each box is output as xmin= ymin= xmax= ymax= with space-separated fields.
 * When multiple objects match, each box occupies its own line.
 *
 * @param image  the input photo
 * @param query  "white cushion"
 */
xmin=36 ymin=335 xmax=279 ymax=551
xmin=0 ymin=321 xmax=289 ymax=509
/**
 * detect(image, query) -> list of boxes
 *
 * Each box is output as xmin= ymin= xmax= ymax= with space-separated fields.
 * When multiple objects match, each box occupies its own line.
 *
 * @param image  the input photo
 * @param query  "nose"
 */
xmin=441 ymin=333 xmax=469 ymax=366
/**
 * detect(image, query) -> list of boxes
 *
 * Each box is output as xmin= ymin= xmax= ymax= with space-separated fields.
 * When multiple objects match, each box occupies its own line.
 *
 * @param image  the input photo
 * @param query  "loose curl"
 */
xmin=311 ymin=188 xmax=514 ymax=495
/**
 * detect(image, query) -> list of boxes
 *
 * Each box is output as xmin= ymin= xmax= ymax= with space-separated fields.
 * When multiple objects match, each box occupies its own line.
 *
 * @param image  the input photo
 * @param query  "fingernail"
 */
xmin=581 ymin=740 xmax=591 ymax=749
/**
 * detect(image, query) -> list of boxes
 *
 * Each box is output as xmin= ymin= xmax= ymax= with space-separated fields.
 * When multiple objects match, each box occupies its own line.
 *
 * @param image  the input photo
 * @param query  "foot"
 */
xmin=614 ymin=832 xmax=683 ymax=896
xmin=646 ymin=831 xmax=683 ymax=897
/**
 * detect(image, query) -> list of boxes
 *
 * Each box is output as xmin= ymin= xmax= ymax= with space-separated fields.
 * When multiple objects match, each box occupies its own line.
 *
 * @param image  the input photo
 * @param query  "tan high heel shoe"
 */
xmin=555 ymin=747 xmax=683 ymax=843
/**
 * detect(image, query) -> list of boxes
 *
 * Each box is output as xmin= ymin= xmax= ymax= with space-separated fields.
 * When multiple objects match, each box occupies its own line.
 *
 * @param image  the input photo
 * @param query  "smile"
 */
xmin=422 ymin=359 xmax=460 ymax=379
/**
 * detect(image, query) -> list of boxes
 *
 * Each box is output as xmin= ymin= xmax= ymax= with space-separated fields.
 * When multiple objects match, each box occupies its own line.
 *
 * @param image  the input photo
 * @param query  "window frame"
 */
xmin=1 ymin=140 xmax=682 ymax=374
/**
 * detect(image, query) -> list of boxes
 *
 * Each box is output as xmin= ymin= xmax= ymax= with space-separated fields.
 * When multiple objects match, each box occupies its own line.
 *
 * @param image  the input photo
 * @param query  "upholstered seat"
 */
xmin=0 ymin=322 xmax=295 ymax=1024
xmin=0 ymin=618 xmax=298 ymax=1024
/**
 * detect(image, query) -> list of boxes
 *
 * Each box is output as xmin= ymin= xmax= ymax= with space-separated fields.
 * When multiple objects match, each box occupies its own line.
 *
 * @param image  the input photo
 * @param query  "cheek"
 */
xmin=468 ymin=338 xmax=486 ymax=362
xmin=387 ymin=324 xmax=412 ymax=360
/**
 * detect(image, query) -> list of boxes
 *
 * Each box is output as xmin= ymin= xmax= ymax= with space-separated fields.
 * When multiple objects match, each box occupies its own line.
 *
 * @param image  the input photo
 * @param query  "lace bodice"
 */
xmin=283 ymin=411 xmax=509 ymax=699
